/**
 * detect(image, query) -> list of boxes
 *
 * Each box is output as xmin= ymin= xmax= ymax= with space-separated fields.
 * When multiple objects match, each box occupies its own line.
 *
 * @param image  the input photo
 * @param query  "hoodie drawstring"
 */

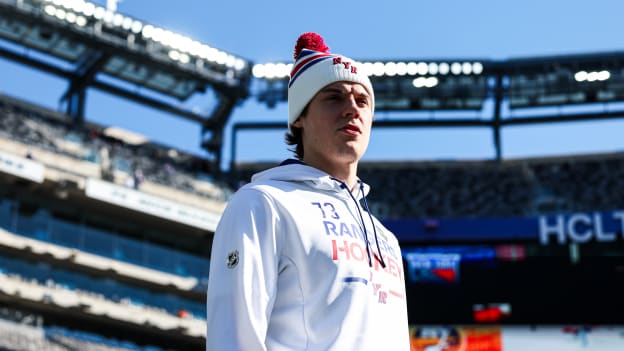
xmin=335 ymin=179 xmax=387 ymax=269
xmin=359 ymin=182 xmax=387 ymax=269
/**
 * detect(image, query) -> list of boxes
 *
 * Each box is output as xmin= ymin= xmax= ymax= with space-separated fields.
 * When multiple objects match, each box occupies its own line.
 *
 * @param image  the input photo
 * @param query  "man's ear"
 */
xmin=292 ymin=117 xmax=303 ymax=128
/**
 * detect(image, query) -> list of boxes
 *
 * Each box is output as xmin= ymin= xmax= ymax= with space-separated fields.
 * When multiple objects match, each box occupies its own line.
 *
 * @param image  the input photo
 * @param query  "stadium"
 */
xmin=1 ymin=0 xmax=624 ymax=350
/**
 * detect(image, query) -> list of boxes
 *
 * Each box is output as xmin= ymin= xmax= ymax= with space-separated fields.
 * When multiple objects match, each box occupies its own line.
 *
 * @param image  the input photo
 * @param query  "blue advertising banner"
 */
xmin=384 ymin=209 xmax=624 ymax=245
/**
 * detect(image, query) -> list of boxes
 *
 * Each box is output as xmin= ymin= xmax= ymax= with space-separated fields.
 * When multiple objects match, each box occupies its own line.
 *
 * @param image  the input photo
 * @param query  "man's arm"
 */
xmin=206 ymin=189 xmax=281 ymax=351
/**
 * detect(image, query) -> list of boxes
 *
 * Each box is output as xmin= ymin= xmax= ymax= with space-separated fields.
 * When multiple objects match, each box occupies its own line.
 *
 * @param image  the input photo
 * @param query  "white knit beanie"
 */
xmin=287 ymin=32 xmax=374 ymax=132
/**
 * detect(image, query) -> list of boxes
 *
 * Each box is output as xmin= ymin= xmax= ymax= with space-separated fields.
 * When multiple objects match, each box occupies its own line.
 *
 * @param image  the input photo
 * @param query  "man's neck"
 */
xmin=305 ymin=158 xmax=359 ymax=191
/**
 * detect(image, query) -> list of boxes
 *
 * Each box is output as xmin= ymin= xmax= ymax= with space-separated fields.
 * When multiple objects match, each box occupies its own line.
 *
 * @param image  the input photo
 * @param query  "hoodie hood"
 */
xmin=251 ymin=159 xmax=371 ymax=199
xmin=251 ymin=159 xmax=385 ymax=268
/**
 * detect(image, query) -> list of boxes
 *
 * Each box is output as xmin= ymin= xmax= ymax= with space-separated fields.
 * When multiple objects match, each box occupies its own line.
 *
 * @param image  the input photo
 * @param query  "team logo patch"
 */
xmin=226 ymin=250 xmax=239 ymax=268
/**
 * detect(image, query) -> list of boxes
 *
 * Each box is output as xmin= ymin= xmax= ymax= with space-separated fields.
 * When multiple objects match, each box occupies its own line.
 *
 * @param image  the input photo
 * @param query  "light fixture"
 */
xmin=472 ymin=62 xmax=483 ymax=75
xmin=130 ymin=20 xmax=142 ymax=34
xmin=75 ymin=16 xmax=87 ymax=27
xmin=417 ymin=62 xmax=428 ymax=75
xmin=384 ymin=62 xmax=398 ymax=76
xmin=141 ymin=24 xmax=154 ymax=39
xmin=65 ymin=11 xmax=76 ymax=23
xmin=372 ymin=62 xmax=385 ymax=77
xmin=361 ymin=62 xmax=374 ymax=76
xmin=413 ymin=76 xmax=438 ymax=88
xmin=252 ymin=64 xmax=265 ymax=78
xmin=428 ymin=62 xmax=438 ymax=75
xmin=450 ymin=62 xmax=462 ymax=75
xmin=54 ymin=8 xmax=66 ymax=20
xmin=81 ymin=2 xmax=95 ymax=16
xmin=574 ymin=70 xmax=610 ymax=82
xmin=44 ymin=5 xmax=56 ymax=16
xmin=93 ymin=6 xmax=105 ymax=20
xmin=462 ymin=62 xmax=472 ymax=75
xmin=121 ymin=16 xmax=133 ymax=30
xmin=395 ymin=62 xmax=407 ymax=76
xmin=438 ymin=62 xmax=450 ymax=75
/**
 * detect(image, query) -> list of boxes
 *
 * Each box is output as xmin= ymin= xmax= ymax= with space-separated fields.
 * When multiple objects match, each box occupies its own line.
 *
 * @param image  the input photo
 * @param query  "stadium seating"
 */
xmin=0 ymin=94 xmax=232 ymax=205
xmin=235 ymin=152 xmax=624 ymax=219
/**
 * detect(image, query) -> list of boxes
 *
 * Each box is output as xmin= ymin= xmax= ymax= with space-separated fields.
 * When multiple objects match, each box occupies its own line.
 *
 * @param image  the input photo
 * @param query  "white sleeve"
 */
xmin=206 ymin=188 xmax=281 ymax=351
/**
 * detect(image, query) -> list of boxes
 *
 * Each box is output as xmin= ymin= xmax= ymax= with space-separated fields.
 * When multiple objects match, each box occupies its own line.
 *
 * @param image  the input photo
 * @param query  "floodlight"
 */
xmin=252 ymin=64 xmax=265 ymax=78
xmin=112 ymin=13 xmax=123 ymax=27
xmin=462 ymin=62 xmax=472 ymax=75
xmin=438 ymin=62 xmax=450 ymax=75
xmin=224 ymin=54 xmax=236 ymax=68
xmin=426 ymin=77 xmax=438 ymax=87
xmin=413 ymin=77 xmax=426 ymax=88
xmin=82 ymin=3 xmax=95 ymax=16
xmin=276 ymin=63 xmax=289 ymax=78
xmin=141 ymin=24 xmax=154 ymax=39
xmin=65 ymin=12 xmax=76 ymax=23
xmin=176 ymin=36 xmax=193 ymax=53
xmin=598 ymin=70 xmax=610 ymax=81
xmin=187 ymin=40 xmax=201 ymax=56
xmin=450 ymin=62 xmax=462 ymax=75
xmin=130 ymin=20 xmax=142 ymax=34
xmin=159 ymin=30 xmax=174 ymax=47
xmin=121 ymin=16 xmax=133 ymax=30
xmin=55 ymin=8 xmax=66 ymax=20
xmin=93 ymin=6 xmax=105 ymax=20
xmin=412 ymin=76 xmax=438 ymax=88
xmin=407 ymin=62 xmax=418 ymax=75
xmin=417 ymin=62 xmax=428 ymax=75
xmin=395 ymin=62 xmax=407 ymax=76
xmin=151 ymin=27 xmax=164 ymax=42
xmin=384 ymin=62 xmax=398 ymax=76
xmin=216 ymin=51 xmax=227 ymax=65
xmin=428 ymin=62 xmax=438 ymax=75
xmin=372 ymin=62 xmax=385 ymax=77
xmin=168 ymin=50 xmax=180 ymax=61
xmin=472 ymin=62 xmax=483 ymax=75
xmin=198 ymin=45 xmax=209 ymax=60
xmin=71 ymin=0 xmax=85 ymax=13
xmin=44 ymin=5 xmax=56 ymax=15
xmin=264 ymin=63 xmax=277 ymax=79
xmin=360 ymin=62 xmax=373 ymax=76
xmin=76 ymin=16 xmax=87 ymax=27
xmin=234 ymin=58 xmax=247 ymax=71
xmin=587 ymin=71 xmax=599 ymax=82
xmin=206 ymin=47 xmax=219 ymax=62
xmin=102 ymin=10 xmax=114 ymax=23
xmin=576 ymin=70 xmax=611 ymax=82
xmin=178 ymin=53 xmax=190 ymax=64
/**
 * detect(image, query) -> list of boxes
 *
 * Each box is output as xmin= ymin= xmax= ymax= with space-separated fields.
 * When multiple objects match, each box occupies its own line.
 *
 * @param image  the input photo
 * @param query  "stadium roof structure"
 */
xmin=242 ymin=51 xmax=624 ymax=168
xmin=3 ymin=0 xmax=624 ymax=172
xmin=0 ymin=0 xmax=252 ymax=168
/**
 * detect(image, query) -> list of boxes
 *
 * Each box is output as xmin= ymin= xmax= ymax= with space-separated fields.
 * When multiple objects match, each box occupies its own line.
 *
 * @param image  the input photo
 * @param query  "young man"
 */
xmin=206 ymin=32 xmax=410 ymax=351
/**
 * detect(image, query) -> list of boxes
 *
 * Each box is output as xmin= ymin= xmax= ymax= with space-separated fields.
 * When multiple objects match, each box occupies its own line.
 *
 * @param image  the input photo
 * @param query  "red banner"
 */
xmin=410 ymin=326 xmax=502 ymax=351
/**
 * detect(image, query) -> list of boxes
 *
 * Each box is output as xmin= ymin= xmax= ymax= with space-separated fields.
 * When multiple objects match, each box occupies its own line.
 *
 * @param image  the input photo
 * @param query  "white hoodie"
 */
xmin=206 ymin=161 xmax=410 ymax=351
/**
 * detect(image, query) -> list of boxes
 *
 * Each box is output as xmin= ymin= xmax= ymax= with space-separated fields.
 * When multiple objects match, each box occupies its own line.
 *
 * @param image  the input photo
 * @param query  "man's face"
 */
xmin=292 ymin=81 xmax=373 ymax=168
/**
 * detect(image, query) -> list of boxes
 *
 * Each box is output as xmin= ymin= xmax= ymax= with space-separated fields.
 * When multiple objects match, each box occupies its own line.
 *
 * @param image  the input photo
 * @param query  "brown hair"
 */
xmin=285 ymin=125 xmax=304 ymax=160
xmin=284 ymin=105 xmax=308 ymax=160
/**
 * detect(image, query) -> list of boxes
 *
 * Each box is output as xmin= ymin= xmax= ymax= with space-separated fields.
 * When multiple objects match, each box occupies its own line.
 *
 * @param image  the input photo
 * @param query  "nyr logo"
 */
xmin=332 ymin=57 xmax=358 ymax=74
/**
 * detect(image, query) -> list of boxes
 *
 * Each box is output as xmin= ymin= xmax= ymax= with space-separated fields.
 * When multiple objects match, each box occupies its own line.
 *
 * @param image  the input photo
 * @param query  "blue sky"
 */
xmin=3 ymin=0 xmax=624 ymax=170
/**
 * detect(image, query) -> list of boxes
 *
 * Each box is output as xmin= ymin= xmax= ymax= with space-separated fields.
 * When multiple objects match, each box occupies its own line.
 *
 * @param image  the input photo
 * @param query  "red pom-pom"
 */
xmin=293 ymin=32 xmax=330 ymax=60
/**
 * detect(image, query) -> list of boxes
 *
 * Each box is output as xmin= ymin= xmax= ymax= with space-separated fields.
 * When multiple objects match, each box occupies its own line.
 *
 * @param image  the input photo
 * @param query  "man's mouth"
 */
xmin=341 ymin=125 xmax=361 ymax=134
